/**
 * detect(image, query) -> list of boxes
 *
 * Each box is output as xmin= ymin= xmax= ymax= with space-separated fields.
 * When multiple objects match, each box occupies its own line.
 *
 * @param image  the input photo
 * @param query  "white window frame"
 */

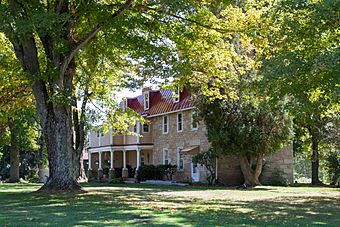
xmin=163 ymin=148 xmax=169 ymax=165
xmin=177 ymin=113 xmax=183 ymax=132
xmin=163 ymin=115 xmax=169 ymax=134
xmin=142 ymin=123 xmax=150 ymax=133
xmin=144 ymin=92 xmax=150 ymax=110
xmin=191 ymin=111 xmax=198 ymax=131
xmin=177 ymin=147 xmax=184 ymax=171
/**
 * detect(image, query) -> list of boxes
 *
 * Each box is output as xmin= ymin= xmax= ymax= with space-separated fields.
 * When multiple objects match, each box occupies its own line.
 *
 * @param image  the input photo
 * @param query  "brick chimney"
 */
xmin=142 ymin=87 xmax=152 ymax=93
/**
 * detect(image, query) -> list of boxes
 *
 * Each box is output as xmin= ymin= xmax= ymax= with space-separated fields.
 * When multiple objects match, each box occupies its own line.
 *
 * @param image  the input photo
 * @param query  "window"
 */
xmin=144 ymin=92 xmax=149 ymax=110
xmin=133 ymin=123 xmax=137 ymax=133
xmin=141 ymin=152 xmax=145 ymax=165
xmin=174 ymin=85 xmax=180 ymax=103
xmin=177 ymin=113 xmax=183 ymax=132
xmin=191 ymin=111 xmax=198 ymax=130
xmin=123 ymin=98 xmax=127 ymax=111
xmin=163 ymin=115 xmax=168 ymax=134
xmin=178 ymin=148 xmax=184 ymax=171
xmin=142 ymin=124 xmax=149 ymax=133
xmin=97 ymin=132 xmax=100 ymax=137
xmin=163 ymin=148 xmax=169 ymax=165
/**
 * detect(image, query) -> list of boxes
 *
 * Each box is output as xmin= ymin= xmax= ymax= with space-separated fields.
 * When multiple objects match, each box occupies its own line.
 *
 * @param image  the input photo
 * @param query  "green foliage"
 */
xmin=136 ymin=165 xmax=164 ymax=182
xmin=158 ymin=164 xmax=177 ymax=181
xmin=198 ymin=97 xmax=291 ymax=158
xmin=192 ymin=149 xmax=216 ymax=184
xmin=268 ymin=168 xmax=288 ymax=186
xmin=324 ymin=152 xmax=340 ymax=186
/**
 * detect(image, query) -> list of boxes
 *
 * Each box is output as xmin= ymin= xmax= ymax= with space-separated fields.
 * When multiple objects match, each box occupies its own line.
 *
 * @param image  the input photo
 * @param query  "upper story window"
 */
xmin=178 ymin=147 xmax=184 ymax=171
xmin=97 ymin=132 xmax=104 ymax=137
xmin=163 ymin=148 xmax=169 ymax=165
xmin=133 ymin=123 xmax=137 ymax=133
xmin=177 ymin=113 xmax=183 ymax=132
xmin=191 ymin=111 xmax=198 ymax=130
xmin=163 ymin=115 xmax=169 ymax=134
xmin=144 ymin=92 xmax=149 ymax=110
xmin=142 ymin=124 xmax=149 ymax=133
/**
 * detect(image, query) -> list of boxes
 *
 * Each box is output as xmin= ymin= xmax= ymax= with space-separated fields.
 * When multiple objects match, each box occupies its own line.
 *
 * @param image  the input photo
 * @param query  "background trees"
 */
xmin=260 ymin=0 xmax=340 ymax=184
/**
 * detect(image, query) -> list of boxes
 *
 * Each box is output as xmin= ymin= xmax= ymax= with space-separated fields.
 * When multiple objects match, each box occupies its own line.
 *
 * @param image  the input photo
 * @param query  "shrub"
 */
xmin=136 ymin=165 xmax=164 ymax=181
xmin=158 ymin=164 xmax=177 ymax=181
xmin=111 ymin=177 xmax=123 ymax=184
xmin=268 ymin=168 xmax=288 ymax=186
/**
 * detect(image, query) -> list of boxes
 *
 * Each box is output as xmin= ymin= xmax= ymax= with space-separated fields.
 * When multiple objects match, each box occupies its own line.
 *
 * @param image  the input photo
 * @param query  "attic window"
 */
xmin=174 ymin=85 xmax=180 ymax=103
xmin=144 ymin=92 xmax=149 ymax=110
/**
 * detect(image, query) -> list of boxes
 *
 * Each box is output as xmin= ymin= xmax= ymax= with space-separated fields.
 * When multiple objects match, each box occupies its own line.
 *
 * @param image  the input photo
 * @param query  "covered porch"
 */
xmin=87 ymin=145 xmax=153 ymax=180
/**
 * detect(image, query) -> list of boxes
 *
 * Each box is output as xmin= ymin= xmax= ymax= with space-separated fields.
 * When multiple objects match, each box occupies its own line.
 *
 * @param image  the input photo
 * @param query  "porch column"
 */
xmin=122 ymin=149 xmax=128 ymax=178
xmin=215 ymin=157 xmax=218 ymax=180
xmin=109 ymin=149 xmax=115 ymax=179
xmin=88 ymin=151 xmax=92 ymax=170
xmin=98 ymin=151 xmax=103 ymax=170
xmin=97 ymin=151 xmax=103 ymax=181
xmin=87 ymin=151 xmax=93 ymax=180
xmin=110 ymin=150 xmax=114 ymax=170
xmin=136 ymin=149 xmax=141 ymax=170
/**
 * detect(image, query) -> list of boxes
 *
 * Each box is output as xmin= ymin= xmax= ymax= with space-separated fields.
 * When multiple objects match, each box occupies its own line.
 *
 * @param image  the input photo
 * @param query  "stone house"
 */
xmin=87 ymin=87 xmax=293 ymax=185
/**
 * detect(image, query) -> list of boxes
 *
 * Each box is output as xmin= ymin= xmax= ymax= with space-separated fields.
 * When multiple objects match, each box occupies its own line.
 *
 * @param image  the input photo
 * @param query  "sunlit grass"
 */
xmin=0 ymin=182 xmax=339 ymax=226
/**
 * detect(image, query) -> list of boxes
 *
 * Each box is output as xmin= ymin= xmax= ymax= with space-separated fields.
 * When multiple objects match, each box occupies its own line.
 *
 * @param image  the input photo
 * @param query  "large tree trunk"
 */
xmin=239 ymin=154 xmax=262 ymax=187
xmin=311 ymin=134 xmax=321 ymax=185
xmin=8 ymin=121 xmax=20 ymax=183
xmin=39 ymin=105 xmax=81 ymax=191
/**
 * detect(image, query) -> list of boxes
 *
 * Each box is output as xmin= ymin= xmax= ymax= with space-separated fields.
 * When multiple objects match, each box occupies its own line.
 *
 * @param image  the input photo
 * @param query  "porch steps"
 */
xmin=124 ymin=178 xmax=137 ymax=184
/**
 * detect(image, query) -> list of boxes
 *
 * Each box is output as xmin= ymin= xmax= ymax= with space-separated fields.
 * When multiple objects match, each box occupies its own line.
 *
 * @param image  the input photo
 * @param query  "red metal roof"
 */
xmin=126 ymin=88 xmax=194 ymax=117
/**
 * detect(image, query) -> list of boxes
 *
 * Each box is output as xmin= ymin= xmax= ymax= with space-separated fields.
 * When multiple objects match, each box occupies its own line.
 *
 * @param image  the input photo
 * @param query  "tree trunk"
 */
xmin=239 ymin=155 xmax=262 ymax=187
xmin=311 ymin=134 xmax=321 ymax=185
xmin=39 ymin=105 xmax=81 ymax=191
xmin=8 ymin=121 xmax=20 ymax=183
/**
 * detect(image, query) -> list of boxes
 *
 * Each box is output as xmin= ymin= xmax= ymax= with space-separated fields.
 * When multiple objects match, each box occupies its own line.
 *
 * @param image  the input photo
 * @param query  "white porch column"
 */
xmin=136 ymin=121 xmax=140 ymax=143
xmin=215 ymin=157 xmax=218 ymax=180
xmin=98 ymin=151 xmax=103 ymax=170
xmin=88 ymin=151 xmax=92 ymax=170
xmin=136 ymin=149 xmax=141 ymax=170
xmin=122 ymin=149 xmax=127 ymax=170
xmin=110 ymin=149 xmax=115 ymax=170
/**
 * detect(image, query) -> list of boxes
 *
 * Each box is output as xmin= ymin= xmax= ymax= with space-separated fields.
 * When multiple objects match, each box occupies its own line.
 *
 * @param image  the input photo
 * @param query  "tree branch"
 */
xmin=59 ymin=0 xmax=135 ymax=78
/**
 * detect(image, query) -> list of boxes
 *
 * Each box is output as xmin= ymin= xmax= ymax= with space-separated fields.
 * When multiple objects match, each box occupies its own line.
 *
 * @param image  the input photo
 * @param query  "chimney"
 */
xmin=142 ymin=87 xmax=152 ymax=93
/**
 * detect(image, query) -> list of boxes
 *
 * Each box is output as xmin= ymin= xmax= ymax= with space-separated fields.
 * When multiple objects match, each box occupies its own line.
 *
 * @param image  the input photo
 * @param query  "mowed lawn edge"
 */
xmin=0 ymin=183 xmax=339 ymax=226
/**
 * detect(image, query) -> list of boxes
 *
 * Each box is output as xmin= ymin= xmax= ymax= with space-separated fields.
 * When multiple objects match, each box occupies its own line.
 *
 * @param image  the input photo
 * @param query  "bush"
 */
xmin=325 ymin=152 xmax=340 ymax=186
xmin=111 ymin=177 xmax=123 ymax=184
xmin=158 ymin=164 xmax=177 ymax=181
xmin=268 ymin=168 xmax=288 ymax=186
xmin=136 ymin=165 xmax=164 ymax=181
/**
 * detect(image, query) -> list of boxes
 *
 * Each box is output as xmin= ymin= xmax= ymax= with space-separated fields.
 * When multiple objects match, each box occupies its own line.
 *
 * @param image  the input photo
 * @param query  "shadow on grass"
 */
xmin=0 ymin=183 xmax=339 ymax=226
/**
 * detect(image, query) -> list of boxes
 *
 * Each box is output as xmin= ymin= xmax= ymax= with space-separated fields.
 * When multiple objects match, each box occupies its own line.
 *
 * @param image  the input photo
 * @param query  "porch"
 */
xmin=87 ymin=145 xmax=153 ymax=181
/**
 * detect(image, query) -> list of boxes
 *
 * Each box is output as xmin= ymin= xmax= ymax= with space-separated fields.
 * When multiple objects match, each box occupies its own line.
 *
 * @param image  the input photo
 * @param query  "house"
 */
xmin=86 ymin=87 xmax=294 ymax=185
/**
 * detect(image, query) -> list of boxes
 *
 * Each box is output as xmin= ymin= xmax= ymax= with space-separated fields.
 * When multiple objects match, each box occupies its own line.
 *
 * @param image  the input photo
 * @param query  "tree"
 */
xmin=197 ymin=96 xmax=291 ymax=186
xmin=0 ymin=34 xmax=36 ymax=182
xmin=0 ymin=0 xmax=227 ymax=191
xmin=260 ymin=0 xmax=340 ymax=184
xmin=192 ymin=149 xmax=217 ymax=185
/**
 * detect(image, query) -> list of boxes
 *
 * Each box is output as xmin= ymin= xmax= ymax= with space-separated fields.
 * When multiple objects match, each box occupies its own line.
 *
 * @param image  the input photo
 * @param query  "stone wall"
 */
xmin=261 ymin=145 xmax=294 ymax=184
xmin=216 ymin=145 xmax=294 ymax=185
xmin=150 ymin=109 xmax=209 ymax=182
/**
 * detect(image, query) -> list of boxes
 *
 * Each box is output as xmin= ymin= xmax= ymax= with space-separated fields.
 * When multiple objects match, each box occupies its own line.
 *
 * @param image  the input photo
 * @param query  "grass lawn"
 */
xmin=0 ymin=183 xmax=339 ymax=226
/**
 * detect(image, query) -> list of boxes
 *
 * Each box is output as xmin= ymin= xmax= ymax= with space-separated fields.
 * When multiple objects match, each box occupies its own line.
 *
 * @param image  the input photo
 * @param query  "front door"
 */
xmin=191 ymin=162 xmax=200 ymax=182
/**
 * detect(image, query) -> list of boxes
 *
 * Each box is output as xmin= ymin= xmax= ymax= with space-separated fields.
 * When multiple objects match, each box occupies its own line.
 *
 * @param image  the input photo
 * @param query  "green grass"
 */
xmin=0 ymin=183 xmax=339 ymax=226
